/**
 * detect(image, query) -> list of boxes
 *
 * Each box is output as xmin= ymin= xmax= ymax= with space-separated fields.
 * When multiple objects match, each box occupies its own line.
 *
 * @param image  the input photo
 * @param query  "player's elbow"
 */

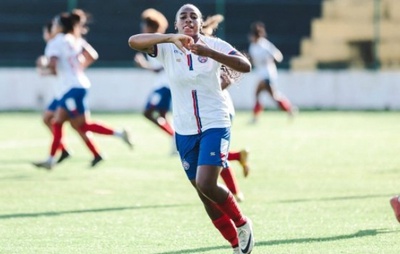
xmin=240 ymin=60 xmax=252 ymax=73
xmin=128 ymin=35 xmax=143 ymax=51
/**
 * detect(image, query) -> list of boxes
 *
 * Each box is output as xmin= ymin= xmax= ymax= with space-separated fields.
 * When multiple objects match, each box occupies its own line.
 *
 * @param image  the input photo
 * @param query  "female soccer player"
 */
xmin=248 ymin=21 xmax=297 ymax=123
xmin=34 ymin=12 xmax=132 ymax=170
xmin=133 ymin=8 xmax=175 ymax=149
xmin=36 ymin=21 xmax=71 ymax=164
xmin=129 ymin=4 xmax=254 ymax=253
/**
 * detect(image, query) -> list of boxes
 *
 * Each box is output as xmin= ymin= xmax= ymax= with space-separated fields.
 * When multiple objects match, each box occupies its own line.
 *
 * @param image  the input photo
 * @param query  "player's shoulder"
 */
xmin=48 ymin=33 xmax=64 ymax=44
xmin=202 ymin=34 xmax=223 ymax=44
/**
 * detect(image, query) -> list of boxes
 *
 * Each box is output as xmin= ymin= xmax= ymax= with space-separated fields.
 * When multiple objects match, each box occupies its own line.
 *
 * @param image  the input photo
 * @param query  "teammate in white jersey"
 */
xmin=36 ymin=21 xmax=72 ymax=164
xmin=129 ymin=4 xmax=254 ymax=254
xmin=133 ymin=8 xmax=174 ymax=140
xmin=248 ymin=21 xmax=297 ymax=123
xmin=34 ymin=12 xmax=132 ymax=170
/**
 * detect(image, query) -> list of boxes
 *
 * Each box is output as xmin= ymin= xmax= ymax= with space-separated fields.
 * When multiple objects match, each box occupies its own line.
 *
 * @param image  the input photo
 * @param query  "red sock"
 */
xmin=277 ymin=98 xmax=292 ymax=112
xmin=80 ymin=123 xmax=114 ymax=135
xmin=84 ymin=137 xmax=100 ymax=157
xmin=227 ymin=151 xmax=240 ymax=161
xmin=58 ymin=142 xmax=66 ymax=152
xmin=253 ymin=101 xmax=263 ymax=115
xmin=216 ymin=193 xmax=247 ymax=227
xmin=212 ymin=214 xmax=239 ymax=248
xmin=220 ymin=167 xmax=239 ymax=195
xmin=158 ymin=119 xmax=174 ymax=136
xmin=50 ymin=123 xmax=63 ymax=156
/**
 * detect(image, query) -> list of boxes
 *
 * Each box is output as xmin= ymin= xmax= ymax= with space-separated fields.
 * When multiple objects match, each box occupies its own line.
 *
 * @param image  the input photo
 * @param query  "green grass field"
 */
xmin=0 ymin=111 xmax=399 ymax=254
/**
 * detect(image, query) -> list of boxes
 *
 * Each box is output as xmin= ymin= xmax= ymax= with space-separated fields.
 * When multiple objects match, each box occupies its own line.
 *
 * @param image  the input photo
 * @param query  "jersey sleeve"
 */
xmin=148 ymin=44 xmax=167 ymax=64
xmin=214 ymin=37 xmax=238 ymax=56
xmin=44 ymin=36 xmax=62 ymax=58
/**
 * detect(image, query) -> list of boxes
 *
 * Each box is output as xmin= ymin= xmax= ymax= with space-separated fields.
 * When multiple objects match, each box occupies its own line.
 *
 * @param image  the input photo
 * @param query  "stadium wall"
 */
xmin=1 ymin=68 xmax=399 ymax=111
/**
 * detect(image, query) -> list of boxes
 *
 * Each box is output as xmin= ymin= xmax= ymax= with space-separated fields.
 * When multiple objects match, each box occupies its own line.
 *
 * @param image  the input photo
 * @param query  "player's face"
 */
xmin=42 ymin=27 xmax=51 ymax=42
xmin=140 ymin=23 xmax=154 ymax=33
xmin=175 ymin=6 xmax=202 ymax=38
xmin=51 ymin=18 xmax=62 ymax=35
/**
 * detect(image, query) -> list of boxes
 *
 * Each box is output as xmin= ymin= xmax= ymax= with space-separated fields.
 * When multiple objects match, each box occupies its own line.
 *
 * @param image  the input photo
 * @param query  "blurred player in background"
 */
xmin=129 ymin=4 xmax=254 ymax=253
xmin=36 ymin=21 xmax=72 ymax=164
xmin=390 ymin=195 xmax=400 ymax=223
xmin=133 ymin=8 xmax=175 ymax=152
xmin=202 ymin=14 xmax=250 ymax=202
xmin=248 ymin=21 xmax=297 ymax=123
xmin=34 ymin=11 xmax=132 ymax=170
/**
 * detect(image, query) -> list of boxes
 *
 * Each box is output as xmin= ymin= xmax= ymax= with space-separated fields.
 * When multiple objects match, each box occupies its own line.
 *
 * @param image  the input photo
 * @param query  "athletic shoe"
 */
xmin=288 ymin=106 xmax=299 ymax=122
xmin=390 ymin=196 xmax=400 ymax=223
xmin=233 ymin=246 xmax=240 ymax=254
xmin=237 ymin=218 xmax=254 ymax=254
xmin=248 ymin=117 xmax=258 ymax=125
xmin=32 ymin=160 xmax=55 ymax=170
xmin=234 ymin=192 xmax=245 ymax=203
xmin=121 ymin=129 xmax=133 ymax=150
xmin=91 ymin=155 xmax=104 ymax=168
xmin=57 ymin=150 xmax=71 ymax=164
xmin=239 ymin=149 xmax=250 ymax=177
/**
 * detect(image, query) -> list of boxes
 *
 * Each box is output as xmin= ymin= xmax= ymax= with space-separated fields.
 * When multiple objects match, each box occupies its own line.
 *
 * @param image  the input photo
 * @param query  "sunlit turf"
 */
xmin=0 ymin=111 xmax=399 ymax=253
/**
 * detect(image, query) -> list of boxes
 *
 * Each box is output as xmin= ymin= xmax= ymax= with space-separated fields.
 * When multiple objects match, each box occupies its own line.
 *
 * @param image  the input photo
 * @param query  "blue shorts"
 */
xmin=145 ymin=86 xmax=171 ymax=111
xmin=58 ymin=88 xmax=88 ymax=118
xmin=175 ymin=128 xmax=230 ymax=180
xmin=46 ymin=99 xmax=59 ymax=112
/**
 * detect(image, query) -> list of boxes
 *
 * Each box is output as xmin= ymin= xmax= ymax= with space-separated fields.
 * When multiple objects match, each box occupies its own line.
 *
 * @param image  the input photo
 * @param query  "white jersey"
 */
xmin=146 ymin=55 xmax=169 ymax=89
xmin=249 ymin=37 xmax=281 ymax=83
xmin=152 ymin=34 xmax=235 ymax=135
xmin=45 ymin=33 xmax=91 ymax=99
xmin=223 ymin=89 xmax=235 ymax=118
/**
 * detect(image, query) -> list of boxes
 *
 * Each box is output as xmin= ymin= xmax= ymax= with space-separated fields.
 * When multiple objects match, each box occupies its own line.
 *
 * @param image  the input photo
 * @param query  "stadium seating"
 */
xmin=291 ymin=0 xmax=400 ymax=70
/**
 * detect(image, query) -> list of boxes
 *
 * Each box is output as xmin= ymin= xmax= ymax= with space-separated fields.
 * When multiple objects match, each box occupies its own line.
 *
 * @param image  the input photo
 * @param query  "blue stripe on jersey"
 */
xmin=187 ymin=54 xmax=193 ymax=71
xmin=228 ymin=50 xmax=237 ymax=55
xmin=191 ymin=90 xmax=202 ymax=133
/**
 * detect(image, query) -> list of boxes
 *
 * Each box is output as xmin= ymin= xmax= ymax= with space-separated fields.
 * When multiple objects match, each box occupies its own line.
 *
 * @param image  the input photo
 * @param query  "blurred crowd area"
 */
xmin=0 ymin=0 xmax=323 ymax=68
xmin=1 ymin=0 xmax=398 ymax=70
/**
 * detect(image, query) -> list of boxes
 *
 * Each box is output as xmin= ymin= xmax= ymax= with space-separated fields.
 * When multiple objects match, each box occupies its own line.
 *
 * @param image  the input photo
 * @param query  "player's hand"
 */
xmin=171 ymin=34 xmax=194 ymax=53
xmin=134 ymin=53 xmax=146 ymax=67
xmin=189 ymin=38 xmax=211 ymax=57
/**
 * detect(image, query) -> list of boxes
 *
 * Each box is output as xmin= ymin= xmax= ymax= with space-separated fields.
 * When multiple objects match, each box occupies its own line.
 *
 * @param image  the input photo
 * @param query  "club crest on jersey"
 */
xmin=198 ymin=56 xmax=208 ymax=63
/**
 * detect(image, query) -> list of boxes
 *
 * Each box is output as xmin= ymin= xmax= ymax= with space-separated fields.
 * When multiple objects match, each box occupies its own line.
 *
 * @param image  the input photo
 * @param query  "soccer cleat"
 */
xmin=237 ymin=218 xmax=254 ymax=254
xmin=239 ymin=149 xmax=250 ymax=177
xmin=234 ymin=192 xmax=245 ymax=203
xmin=32 ymin=160 xmax=55 ymax=170
xmin=390 ymin=196 xmax=400 ymax=223
xmin=91 ymin=155 xmax=104 ymax=168
xmin=57 ymin=150 xmax=71 ymax=164
xmin=121 ymin=129 xmax=133 ymax=150
xmin=233 ymin=246 xmax=240 ymax=254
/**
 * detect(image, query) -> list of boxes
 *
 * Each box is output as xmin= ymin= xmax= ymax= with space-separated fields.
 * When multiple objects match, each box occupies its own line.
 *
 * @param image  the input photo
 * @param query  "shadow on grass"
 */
xmin=257 ymin=228 xmax=399 ymax=246
xmin=155 ymin=245 xmax=229 ymax=254
xmin=274 ymin=194 xmax=393 ymax=204
xmin=0 ymin=204 xmax=191 ymax=220
xmin=155 ymin=228 xmax=399 ymax=254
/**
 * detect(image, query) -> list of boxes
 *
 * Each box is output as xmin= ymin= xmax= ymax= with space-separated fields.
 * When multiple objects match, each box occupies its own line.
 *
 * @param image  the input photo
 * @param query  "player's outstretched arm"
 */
xmin=128 ymin=33 xmax=193 ymax=54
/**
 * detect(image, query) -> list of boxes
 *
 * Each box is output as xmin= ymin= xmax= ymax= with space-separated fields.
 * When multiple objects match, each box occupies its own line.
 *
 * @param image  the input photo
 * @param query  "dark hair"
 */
xmin=142 ymin=17 xmax=160 ymax=32
xmin=44 ymin=21 xmax=52 ymax=33
xmin=250 ymin=21 xmax=266 ymax=38
xmin=55 ymin=12 xmax=81 ymax=34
